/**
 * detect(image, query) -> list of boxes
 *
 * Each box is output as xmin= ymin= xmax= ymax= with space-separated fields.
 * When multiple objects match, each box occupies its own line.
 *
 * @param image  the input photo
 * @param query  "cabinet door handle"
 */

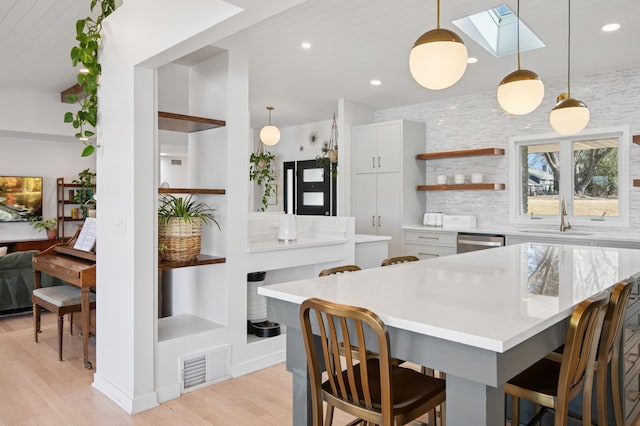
xmin=418 ymin=236 xmax=439 ymax=240
xmin=378 ymin=156 xmax=381 ymax=168
xmin=372 ymin=216 xmax=375 ymax=227
xmin=418 ymin=252 xmax=439 ymax=257
xmin=377 ymin=216 xmax=381 ymax=227
xmin=372 ymin=157 xmax=375 ymax=168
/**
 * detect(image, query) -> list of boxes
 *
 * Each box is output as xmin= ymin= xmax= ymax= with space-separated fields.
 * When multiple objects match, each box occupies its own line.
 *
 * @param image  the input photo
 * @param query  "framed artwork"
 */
xmin=0 ymin=176 xmax=43 ymax=222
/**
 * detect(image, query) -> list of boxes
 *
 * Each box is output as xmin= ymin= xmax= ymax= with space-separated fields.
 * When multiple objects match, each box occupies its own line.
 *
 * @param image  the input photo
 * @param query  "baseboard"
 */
xmin=155 ymin=383 xmax=181 ymax=404
xmin=92 ymin=372 xmax=159 ymax=414
xmin=230 ymin=349 xmax=285 ymax=378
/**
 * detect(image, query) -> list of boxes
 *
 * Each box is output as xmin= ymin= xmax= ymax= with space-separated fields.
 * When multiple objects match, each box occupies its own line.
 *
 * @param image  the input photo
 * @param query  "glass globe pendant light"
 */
xmin=259 ymin=106 xmax=280 ymax=146
xmin=550 ymin=0 xmax=589 ymax=135
xmin=409 ymin=0 xmax=468 ymax=90
xmin=497 ymin=0 xmax=544 ymax=115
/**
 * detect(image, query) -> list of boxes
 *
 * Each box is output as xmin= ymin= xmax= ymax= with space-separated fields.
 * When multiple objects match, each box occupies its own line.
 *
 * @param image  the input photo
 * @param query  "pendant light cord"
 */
xmin=567 ymin=0 xmax=571 ymax=97
xmin=516 ymin=0 xmax=521 ymax=70
xmin=436 ymin=0 xmax=440 ymax=29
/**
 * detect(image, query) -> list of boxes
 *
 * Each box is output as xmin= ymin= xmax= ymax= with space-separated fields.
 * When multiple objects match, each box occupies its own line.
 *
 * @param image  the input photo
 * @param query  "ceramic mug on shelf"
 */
xmin=454 ymin=174 xmax=465 ymax=184
xmin=436 ymin=175 xmax=447 ymax=184
xmin=471 ymin=173 xmax=483 ymax=183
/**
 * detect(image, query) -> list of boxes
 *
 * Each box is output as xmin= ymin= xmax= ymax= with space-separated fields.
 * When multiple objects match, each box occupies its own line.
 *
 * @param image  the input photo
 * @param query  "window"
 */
xmin=510 ymin=127 xmax=629 ymax=227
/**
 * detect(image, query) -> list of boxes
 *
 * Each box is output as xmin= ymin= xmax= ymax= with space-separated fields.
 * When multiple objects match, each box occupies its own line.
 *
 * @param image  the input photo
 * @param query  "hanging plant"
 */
xmin=249 ymin=147 xmax=276 ymax=211
xmin=315 ymin=114 xmax=338 ymax=177
xmin=64 ymin=0 xmax=117 ymax=157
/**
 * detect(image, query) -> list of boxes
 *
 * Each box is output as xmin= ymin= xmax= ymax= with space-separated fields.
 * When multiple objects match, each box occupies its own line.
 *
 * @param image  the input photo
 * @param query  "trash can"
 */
xmin=247 ymin=272 xmax=280 ymax=337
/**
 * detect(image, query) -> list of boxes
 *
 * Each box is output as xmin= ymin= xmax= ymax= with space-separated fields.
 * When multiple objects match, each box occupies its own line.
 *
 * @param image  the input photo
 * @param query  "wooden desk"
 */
xmin=33 ymin=244 xmax=96 ymax=368
xmin=260 ymin=243 xmax=640 ymax=425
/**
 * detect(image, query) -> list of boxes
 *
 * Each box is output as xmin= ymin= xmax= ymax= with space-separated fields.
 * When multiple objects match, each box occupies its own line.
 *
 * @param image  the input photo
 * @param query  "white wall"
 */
xmin=0 ymin=138 xmax=95 ymax=241
xmin=375 ymin=65 xmax=640 ymax=229
xmin=95 ymin=0 xmax=307 ymax=414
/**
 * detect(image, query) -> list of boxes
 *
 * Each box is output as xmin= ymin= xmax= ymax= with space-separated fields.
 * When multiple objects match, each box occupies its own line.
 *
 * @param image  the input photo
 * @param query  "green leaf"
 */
xmin=64 ymin=112 xmax=74 ymax=123
xmin=82 ymin=145 xmax=95 ymax=157
xmin=66 ymin=93 xmax=78 ymax=103
xmin=76 ymin=19 xmax=86 ymax=36
xmin=84 ymin=130 xmax=95 ymax=137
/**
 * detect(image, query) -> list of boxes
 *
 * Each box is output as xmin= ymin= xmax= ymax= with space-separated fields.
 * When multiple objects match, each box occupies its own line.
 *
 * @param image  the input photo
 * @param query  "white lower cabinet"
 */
xmin=403 ymin=230 xmax=457 ymax=260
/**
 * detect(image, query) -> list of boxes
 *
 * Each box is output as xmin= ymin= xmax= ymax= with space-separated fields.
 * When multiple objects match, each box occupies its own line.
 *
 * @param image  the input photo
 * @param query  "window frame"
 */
xmin=509 ymin=126 xmax=630 ymax=227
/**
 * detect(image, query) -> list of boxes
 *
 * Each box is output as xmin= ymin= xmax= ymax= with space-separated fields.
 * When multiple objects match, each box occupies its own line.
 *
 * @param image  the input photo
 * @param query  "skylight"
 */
xmin=453 ymin=4 xmax=545 ymax=58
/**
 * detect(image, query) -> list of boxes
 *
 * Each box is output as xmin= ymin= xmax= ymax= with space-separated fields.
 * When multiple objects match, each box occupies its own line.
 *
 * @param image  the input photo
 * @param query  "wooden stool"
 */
xmin=33 ymin=285 xmax=96 ymax=361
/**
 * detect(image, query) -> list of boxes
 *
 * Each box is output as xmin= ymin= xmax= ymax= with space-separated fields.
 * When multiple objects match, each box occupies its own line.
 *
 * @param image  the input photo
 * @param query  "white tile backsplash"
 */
xmin=375 ymin=65 xmax=640 ymax=230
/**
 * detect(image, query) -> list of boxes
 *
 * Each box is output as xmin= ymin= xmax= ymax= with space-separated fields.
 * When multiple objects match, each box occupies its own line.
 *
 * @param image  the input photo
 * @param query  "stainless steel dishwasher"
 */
xmin=456 ymin=232 xmax=505 ymax=253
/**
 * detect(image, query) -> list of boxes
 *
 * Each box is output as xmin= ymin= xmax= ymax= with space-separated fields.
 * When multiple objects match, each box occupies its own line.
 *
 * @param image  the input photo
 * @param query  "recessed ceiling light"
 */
xmin=301 ymin=42 xmax=311 ymax=49
xmin=370 ymin=80 xmax=382 ymax=86
xmin=602 ymin=23 xmax=621 ymax=32
xmin=467 ymin=57 xmax=478 ymax=64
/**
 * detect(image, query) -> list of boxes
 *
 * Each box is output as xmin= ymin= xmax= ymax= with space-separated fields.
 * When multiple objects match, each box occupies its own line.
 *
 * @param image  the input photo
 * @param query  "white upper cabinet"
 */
xmin=354 ymin=121 xmax=402 ymax=173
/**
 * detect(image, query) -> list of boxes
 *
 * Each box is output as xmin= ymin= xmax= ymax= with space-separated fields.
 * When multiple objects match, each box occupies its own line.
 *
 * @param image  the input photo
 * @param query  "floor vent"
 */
xmin=180 ymin=345 xmax=231 ymax=394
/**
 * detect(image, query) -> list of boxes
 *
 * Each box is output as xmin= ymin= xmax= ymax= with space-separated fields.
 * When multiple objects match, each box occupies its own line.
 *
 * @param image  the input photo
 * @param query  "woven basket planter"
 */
xmin=158 ymin=217 xmax=202 ymax=262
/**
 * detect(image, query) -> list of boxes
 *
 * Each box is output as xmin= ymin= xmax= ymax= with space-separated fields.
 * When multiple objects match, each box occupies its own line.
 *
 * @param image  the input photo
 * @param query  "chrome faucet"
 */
xmin=560 ymin=197 xmax=571 ymax=232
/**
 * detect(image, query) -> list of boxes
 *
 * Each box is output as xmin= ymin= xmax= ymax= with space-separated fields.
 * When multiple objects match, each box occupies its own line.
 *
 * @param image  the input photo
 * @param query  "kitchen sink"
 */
xmin=519 ymin=229 xmax=593 ymax=236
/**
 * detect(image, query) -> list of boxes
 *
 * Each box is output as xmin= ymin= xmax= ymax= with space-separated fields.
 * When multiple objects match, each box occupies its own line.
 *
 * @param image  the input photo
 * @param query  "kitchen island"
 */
xmin=260 ymin=243 xmax=640 ymax=425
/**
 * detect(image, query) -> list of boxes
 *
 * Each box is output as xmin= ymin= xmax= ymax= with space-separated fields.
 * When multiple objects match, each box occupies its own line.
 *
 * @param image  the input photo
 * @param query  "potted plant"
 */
xmin=315 ymin=114 xmax=339 ymax=177
xmin=158 ymin=195 xmax=220 ymax=261
xmin=249 ymin=148 xmax=276 ymax=211
xmin=72 ymin=168 xmax=96 ymax=218
xmin=30 ymin=217 xmax=58 ymax=240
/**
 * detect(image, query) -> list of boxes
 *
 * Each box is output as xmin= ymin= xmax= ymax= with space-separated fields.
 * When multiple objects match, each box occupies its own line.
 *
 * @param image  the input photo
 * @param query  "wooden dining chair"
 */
xmin=380 ymin=255 xmax=419 ymax=267
xmin=505 ymin=292 xmax=609 ymax=426
xmin=33 ymin=284 xmax=96 ymax=361
xmin=318 ymin=264 xmax=361 ymax=277
xmin=300 ymin=297 xmax=446 ymax=426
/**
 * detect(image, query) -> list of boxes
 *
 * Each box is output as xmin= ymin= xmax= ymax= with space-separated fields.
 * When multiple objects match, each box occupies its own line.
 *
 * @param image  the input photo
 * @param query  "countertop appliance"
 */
xmin=442 ymin=215 xmax=477 ymax=229
xmin=457 ymin=232 xmax=505 ymax=254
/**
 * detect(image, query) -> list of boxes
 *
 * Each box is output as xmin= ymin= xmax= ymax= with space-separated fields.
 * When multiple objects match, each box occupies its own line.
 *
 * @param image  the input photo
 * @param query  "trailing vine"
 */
xmin=64 ymin=0 xmax=117 ymax=157
xmin=249 ymin=150 xmax=276 ymax=212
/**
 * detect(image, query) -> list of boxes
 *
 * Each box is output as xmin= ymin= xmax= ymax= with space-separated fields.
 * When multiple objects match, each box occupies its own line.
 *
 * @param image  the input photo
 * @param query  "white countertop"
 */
xmin=247 ymin=236 xmax=348 ymax=253
xmin=355 ymin=234 xmax=391 ymax=244
xmin=403 ymin=224 xmax=640 ymax=243
xmin=260 ymin=243 xmax=640 ymax=352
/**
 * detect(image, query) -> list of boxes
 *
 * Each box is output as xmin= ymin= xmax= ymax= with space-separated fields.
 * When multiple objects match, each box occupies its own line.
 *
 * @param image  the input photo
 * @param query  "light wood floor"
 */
xmin=0 ymin=311 xmax=638 ymax=425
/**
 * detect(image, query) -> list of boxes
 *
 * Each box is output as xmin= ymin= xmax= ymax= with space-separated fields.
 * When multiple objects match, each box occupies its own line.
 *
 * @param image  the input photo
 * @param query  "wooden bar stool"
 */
xmin=318 ymin=264 xmax=361 ymax=276
xmin=33 ymin=285 xmax=96 ymax=361
xmin=380 ymin=255 xmax=419 ymax=266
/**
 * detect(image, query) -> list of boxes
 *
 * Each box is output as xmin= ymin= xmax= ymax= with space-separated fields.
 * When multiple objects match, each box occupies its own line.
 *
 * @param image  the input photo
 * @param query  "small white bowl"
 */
xmin=471 ymin=173 xmax=483 ymax=183
xmin=454 ymin=174 xmax=465 ymax=184
xmin=436 ymin=175 xmax=447 ymax=184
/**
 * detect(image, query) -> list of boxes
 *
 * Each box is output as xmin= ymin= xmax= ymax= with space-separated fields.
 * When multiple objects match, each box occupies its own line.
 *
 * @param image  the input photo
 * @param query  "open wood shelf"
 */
xmin=416 ymin=147 xmax=505 ymax=160
xmin=417 ymin=183 xmax=505 ymax=191
xmin=158 ymin=188 xmax=225 ymax=195
xmin=633 ymin=135 xmax=640 ymax=145
xmin=158 ymin=111 xmax=225 ymax=133
xmin=634 ymin=179 xmax=640 ymax=187
xmin=159 ymin=254 xmax=226 ymax=270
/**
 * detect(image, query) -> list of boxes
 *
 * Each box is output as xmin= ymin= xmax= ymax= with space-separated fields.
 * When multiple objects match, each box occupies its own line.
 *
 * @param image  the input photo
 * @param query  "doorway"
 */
xmin=283 ymin=160 xmax=336 ymax=216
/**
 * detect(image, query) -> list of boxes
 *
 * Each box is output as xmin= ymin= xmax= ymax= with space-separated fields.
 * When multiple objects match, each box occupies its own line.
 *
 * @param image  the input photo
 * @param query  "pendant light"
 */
xmin=409 ymin=0 xmax=468 ymax=90
xmin=496 ymin=0 xmax=544 ymax=115
xmin=549 ymin=0 xmax=589 ymax=135
xmin=259 ymin=106 xmax=280 ymax=146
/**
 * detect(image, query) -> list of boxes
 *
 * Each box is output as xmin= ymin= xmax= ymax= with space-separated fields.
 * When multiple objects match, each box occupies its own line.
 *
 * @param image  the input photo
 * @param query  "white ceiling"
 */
xmin=2 ymin=0 xmax=639 ymax=129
